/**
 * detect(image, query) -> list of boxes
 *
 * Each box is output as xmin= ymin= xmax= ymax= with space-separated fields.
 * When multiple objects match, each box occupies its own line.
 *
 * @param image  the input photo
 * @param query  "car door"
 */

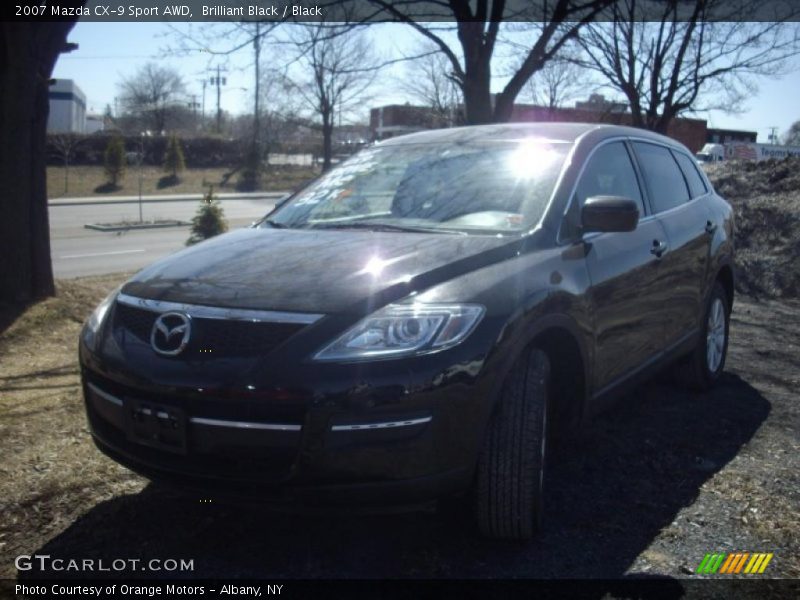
xmin=570 ymin=141 xmax=671 ymax=394
xmin=631 ymin=142 xmax=712 ymax=348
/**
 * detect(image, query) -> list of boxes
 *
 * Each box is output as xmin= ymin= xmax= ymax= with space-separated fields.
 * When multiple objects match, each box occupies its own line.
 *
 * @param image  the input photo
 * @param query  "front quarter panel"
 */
xmin=705 ymin=193 xmax=736 ymax=301
xmin=414 ymin=235 xmax=594 ymax=424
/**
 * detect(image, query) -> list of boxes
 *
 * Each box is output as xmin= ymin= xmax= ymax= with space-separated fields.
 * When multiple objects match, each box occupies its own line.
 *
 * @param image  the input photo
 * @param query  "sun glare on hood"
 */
xmin=356 ymin=254 xmax=408 ymax=277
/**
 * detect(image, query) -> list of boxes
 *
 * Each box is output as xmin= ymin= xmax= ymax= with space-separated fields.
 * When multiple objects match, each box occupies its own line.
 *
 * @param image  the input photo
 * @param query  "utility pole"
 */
xmin=138 ymin=133 xmax=145 ymax=223
xmin=210 ymin=66 xmax=227 ymax=134
xmin=187 ymin=94 xmax=200 ymax=131
xmin=253 ymin=22 xmax=261 ymax=157
xmin=768 ymin=126 xmax=779 ymax=145
xmin=199 ymin=79 xmax=207 ymax=125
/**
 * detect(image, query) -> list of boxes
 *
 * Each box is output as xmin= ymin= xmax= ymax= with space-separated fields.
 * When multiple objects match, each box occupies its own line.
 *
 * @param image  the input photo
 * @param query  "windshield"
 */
xmin=262 ymin=138 xmax=571 ymax=234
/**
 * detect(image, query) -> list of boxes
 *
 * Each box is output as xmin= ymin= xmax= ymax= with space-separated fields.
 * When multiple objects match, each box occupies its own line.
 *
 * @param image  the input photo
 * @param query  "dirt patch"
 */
xmin=1 ymin=277 xmax=798 ymax=579
xmin=706 ymin=158 xmax=800 ymax=299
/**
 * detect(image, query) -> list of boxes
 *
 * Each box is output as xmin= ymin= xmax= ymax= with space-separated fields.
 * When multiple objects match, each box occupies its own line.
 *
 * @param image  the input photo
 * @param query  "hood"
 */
xmin=121 ymin=228 xmax=523 ymax=315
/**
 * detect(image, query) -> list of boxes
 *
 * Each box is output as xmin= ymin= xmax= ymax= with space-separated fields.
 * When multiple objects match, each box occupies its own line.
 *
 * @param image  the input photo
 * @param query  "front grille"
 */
xmin=196 ymin=319 xmax=305 ymax=356
xmin=116 ymin=302 xmax=157 ymax=341
xmin=114 ymin=302 xmax=307 ymax=358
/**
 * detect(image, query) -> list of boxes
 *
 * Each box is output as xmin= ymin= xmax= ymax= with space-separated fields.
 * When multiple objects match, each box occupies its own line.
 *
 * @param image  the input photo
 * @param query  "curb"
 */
xmin=84 ymin=220 xmax=191 ymax=232
xmin=50 ymin=192 xmax=288 ymax=207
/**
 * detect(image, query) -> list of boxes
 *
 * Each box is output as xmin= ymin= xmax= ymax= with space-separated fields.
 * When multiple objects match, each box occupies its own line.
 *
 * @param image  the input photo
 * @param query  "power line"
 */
xmin=58 ymin=55 xmax=156 ymax=60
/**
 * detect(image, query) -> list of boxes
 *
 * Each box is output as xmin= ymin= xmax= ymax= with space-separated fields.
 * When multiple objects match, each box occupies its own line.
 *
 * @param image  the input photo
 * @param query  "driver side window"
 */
xmin=575 ymin=142 xmax=645 ymax=214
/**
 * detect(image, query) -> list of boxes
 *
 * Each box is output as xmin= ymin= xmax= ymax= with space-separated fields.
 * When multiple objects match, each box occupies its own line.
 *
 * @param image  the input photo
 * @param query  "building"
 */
xmin=574 ymin=93 xmax=627 ymax=114
xmin=370 ymin=96 xmax=758 ymax=154
xmin=333 ymin=124 xmax=371 ymax=146
xmin=706 ymin=128 xmax=757 ymax=144
xmin=84 ymin=114 xmax=105 ymax=134
xmin=508 ymin=101 xmax=708 ymax=153
xmin=47 ymin=79 xmax=86 ymax=133
xmin=370 ymin=105 xmax=450 ymax=140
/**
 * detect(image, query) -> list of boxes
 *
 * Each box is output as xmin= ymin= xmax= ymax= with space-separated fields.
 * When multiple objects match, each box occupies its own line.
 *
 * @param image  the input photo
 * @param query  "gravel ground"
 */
xmin=0 ymin=278 xmax=798 ymax=582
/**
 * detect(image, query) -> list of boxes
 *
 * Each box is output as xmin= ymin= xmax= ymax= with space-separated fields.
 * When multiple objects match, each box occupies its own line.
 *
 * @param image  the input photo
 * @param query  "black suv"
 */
xmin=80 ymin=123 xmax=734 ymax=539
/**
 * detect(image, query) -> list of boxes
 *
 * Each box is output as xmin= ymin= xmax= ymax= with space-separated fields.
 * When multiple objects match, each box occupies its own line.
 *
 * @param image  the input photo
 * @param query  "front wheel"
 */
xmin=678 ymin=282 xmax=731 ymax=391
xmin=474 ymin=347 xmax=549 ymax=540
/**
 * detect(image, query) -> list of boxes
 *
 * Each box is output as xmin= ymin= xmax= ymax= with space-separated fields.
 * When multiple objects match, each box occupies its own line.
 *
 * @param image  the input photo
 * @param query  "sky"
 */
xmin=52 ymin=21 xmax=800 ymax=143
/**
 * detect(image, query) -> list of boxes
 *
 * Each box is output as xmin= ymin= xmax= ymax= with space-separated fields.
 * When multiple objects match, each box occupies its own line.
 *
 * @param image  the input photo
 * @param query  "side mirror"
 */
xmin=581 ymin=195 xmax=639 ymax=233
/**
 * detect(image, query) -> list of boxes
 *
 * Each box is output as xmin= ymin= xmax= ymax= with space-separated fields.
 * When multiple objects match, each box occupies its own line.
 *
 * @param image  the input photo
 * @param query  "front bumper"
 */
xmin=80 ymin=356 xmax=490 ymax=507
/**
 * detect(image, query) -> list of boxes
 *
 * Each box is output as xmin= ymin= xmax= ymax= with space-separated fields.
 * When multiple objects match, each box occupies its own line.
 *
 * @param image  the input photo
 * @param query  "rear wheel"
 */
xmin=474 ymin=347 xmax=549 ymax=540
xmin=678 ymin=282 xmax=730 ymax=391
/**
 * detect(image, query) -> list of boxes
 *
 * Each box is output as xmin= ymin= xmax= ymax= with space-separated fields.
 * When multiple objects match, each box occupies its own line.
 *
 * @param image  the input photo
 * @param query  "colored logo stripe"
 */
xmin=751 ymin=553 xmax=773 ymax=574
xmin=697 ymin=553 xmax=725 ymax=573
xmin=719 ymin=553 xmax=736 ymax=573
xmin=698 ymin=553 xmax=774 ymax=574
xmin=734 ymin=553 xmax=749 ymax=573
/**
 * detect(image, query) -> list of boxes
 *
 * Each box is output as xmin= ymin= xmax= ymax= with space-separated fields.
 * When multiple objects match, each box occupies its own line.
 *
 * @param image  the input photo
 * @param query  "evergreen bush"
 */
xmin=186 ymin=186 xmax=228 ymax=245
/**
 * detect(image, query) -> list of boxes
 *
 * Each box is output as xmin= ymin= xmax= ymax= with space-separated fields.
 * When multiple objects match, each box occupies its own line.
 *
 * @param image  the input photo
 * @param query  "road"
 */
xmin=50 ymin=196 xmax=279 ymax=278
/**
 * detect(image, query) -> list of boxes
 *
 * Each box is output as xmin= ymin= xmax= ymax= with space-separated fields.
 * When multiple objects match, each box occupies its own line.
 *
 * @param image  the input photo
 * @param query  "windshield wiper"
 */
xmin=305 ymin=221 xmax=465 ymax=235
xmin=262 ymin=219 xmax=289 ymax=229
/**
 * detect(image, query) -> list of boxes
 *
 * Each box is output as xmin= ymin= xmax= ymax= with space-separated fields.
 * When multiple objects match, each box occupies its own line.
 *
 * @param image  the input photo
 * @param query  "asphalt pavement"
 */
xmin=50 ymin=195 xmax=281 ymax=278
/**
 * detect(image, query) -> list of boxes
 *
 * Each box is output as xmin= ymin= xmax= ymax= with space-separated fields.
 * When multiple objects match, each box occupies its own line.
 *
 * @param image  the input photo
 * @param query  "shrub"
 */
xmin=103 ymin=135 xmax=126 ymax=186
xmin=186 ymin=186 xmax=228 ymax=245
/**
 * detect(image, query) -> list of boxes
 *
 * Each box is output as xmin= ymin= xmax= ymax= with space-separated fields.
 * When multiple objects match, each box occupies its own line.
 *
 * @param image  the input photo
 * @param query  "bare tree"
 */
xmin=577 ymin=0 xmax=800 ymax=133
xmin=49 ymin=133 xmax=86 ymax=196
xmin=165 ymin=20 xmax=285 ymax=187
xmin=287 ymin=23 xmax=380 ymax=171
xmin=118 ymin=63 xmax=187 ymax=134
xmin=229 ymin=21 xmax=283 ymax=188
xmin=519 ymin=50 xmax=591 ymax=109
xmin=399 ymin=43 xmax=461 ymax=126
xmin=784 ymin=121 xmax=800 ymax=146
xmin=367 ymin=0 xmax=613 ymax=124
xmin=259 ymin=71 xmax=302 ymax=160
xmin=228 ymin=71 xmax=299 ymax=170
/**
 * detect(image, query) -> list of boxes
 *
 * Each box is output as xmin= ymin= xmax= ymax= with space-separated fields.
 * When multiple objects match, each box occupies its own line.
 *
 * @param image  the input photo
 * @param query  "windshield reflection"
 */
xmin=262 ymin=138 xmax=572 ymax=234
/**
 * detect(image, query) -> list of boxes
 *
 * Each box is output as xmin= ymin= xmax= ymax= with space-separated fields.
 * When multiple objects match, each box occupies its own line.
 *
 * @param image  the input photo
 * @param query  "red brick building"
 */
xmin=508 ymin=104 xmax=708 ymax=153
xmin=370 ymin=96 xmax=737 ymax=153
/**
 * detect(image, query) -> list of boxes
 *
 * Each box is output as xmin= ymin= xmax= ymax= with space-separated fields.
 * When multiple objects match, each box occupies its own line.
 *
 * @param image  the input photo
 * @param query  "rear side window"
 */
xmin=672 ymin=150 xmax=708 ymax=198
xmin=632 ymin=142 xmax=691 ymax=213
xmin=575 ymin=142 xmax=645 ymax=214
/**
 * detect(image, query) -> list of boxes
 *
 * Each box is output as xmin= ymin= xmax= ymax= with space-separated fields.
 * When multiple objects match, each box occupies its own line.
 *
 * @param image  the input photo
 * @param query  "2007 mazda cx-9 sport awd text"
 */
xmin=80 ymin=123 xmax=735 ymax=539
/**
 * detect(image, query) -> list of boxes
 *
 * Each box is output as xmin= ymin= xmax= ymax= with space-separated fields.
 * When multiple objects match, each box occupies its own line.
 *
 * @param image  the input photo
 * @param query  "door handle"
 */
xmin=651 ymin=239 xmax=669 ymax=258
xmin=705 ymin=221 xmax=718 ymax=235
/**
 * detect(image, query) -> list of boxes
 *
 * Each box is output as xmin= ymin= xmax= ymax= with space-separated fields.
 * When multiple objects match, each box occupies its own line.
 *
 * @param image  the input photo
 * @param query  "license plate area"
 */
xmin=124 ymin=398 xmax=188 ymax=454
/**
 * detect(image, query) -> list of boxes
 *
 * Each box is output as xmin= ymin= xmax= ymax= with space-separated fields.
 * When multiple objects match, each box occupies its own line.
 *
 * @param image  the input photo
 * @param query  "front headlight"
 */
xmin=313 ymin=303 xmax=485 ymax=362
xmin=81 ymin=287 xmax=119 ymax=351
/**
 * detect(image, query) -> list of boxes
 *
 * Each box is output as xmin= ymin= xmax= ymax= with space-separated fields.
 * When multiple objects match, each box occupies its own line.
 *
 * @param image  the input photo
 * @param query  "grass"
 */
xmin=0 ymin=279 xmax=798 ymax=579
xmin=47 ymin=165 xmax=318 ymax=199
xmin=0 ymin=274 xmax=141 ymax=579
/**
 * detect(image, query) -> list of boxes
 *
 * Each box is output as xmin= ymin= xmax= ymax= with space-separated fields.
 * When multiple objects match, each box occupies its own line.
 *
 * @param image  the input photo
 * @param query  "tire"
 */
xmin=678 ymin=282 xmax=731 ymax=391
xmin=474 ymin=347 xmax=550 ymax=540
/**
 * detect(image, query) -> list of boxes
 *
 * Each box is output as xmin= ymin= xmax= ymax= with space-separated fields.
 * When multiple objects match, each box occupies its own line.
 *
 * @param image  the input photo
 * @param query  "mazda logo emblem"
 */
xmin=150 ymin=312 xmax=192 ymax=356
